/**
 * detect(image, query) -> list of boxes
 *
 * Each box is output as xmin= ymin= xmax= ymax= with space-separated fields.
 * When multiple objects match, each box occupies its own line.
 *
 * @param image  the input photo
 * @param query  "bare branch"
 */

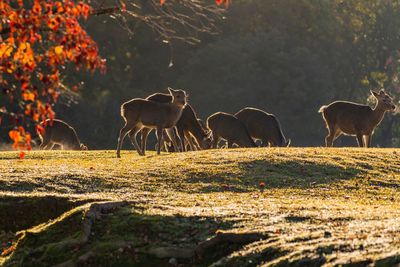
xmin=1 ymin=1 xmax=223 ymax=43
xmin=94 ymin=0 xmax=224 ymax=44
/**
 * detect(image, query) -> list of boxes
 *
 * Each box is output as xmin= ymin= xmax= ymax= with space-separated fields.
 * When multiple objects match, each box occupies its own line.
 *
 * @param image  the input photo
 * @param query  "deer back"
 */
xmin=40 ymin=119 xmax=82 ymax=150
xmin=207 ymin=112 xmax=257 ymax=147
xmin=236 ymin=107 xmax=289 ymax=147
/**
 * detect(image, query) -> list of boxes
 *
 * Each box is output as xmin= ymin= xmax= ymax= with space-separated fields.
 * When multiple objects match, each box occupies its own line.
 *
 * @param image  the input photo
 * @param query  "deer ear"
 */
xmin=371 ymin=90 xmax=379 ymax=98
xmin=167 ymin=87 xmax=176 ymax=95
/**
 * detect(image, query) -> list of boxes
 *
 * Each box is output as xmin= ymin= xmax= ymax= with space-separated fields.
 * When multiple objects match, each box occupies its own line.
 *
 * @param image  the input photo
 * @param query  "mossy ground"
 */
xmin=0 ymin=148 xmax=399 ymax=266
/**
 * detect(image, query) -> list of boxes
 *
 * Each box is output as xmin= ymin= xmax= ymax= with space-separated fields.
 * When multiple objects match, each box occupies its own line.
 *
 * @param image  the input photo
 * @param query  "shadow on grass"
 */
xmin=0 ymin=195 xmax=89 ymax=232
xmin=185 ymin=159 xmax=362 ymax=193
xmin=3 ymin=204 xmax=243 ymax=267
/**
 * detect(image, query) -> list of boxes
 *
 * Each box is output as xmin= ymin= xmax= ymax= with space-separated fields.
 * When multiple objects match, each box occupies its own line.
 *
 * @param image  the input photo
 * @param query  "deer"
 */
xmin=182 ymin=119 xmax=210 ymax=151
xmin=319 ymin=89 xmax=396 ymax=147
xmin=235 ymin=107 xmax=290 ymax=147
xmin=116 ymin=88 xmax=187 ymax=157
xmin=206 ymin=112 xmax=257 ymax=148
xmin=140 ymin=93 xmax=212 ymax=153
xmin=37 ymin=119 xmax=88 ymax=150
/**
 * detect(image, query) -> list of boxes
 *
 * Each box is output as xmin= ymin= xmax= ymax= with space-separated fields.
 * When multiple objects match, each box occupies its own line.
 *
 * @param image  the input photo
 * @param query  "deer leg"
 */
xmin=227 ymin=141 xmax=233 ymax=148
xmin=177 ymin=128 xmax=186 ymax=152
xmin=325 ymin=125 xmax=338 ymax=147
xmin=40 ymin=138 xmax=51 ymax=150
xmin=356 ymin=134 xmax=364 ymax=147
xmin=156 ymin=127 xmax=163 ymax=155
xmin=140 ymin=128 xmax=151 ymax=155
xmin=185 ymin=139 xmax=192 ymax=151
xmin=332 ymin=130 xmax=341 ymax=142
xmin=47 ymin=142 xmax=57 ymax=150
xmin=211 ymin=135 xmax=219 ymax=149
xmin=128 ymin=127 xmax=144 ymax=156
xmin=261 ymin=139 xmax=269 ymax=147
xmin=191 ymin=137 xmax=201 ymax=150
xmin=153 ymin=131 xmax=167 ymax=152
xmin=162 ymin=130 xmax=172 ymax=152
xmin=219 ymin=140 xmax=228 ymax=149
xmin=190 ymin=133 xmax=202 ymax=150
xmin=42 ymin=142 xmax=52 ymax=150
xmin=166 ymin=128 xmax=180 ymax=152
xmin=364 ymin=135 xmax=372 ymax=148
xmin=185 ymin=132 xmax=197 ymax=151
xmin=269 ymin=141 xmax=276 ymax=147
xmin=259 ymin=139 xmax=266 ymax=147
xmin=117 ymin=123 xmax=134 ymax=158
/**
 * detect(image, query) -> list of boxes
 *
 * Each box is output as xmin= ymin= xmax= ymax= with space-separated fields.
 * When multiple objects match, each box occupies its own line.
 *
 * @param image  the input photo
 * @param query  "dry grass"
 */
xmin=0 ymin=148 xmax=399 ymax=266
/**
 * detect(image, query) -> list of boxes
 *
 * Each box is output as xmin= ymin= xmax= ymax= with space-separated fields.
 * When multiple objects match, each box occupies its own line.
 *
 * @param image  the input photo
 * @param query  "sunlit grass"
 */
xmin=0 ymin=148 xmax=399 ymax=266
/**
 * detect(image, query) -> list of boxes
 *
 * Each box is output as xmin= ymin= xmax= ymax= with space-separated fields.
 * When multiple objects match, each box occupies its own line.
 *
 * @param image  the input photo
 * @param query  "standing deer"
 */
xmin=141 ymin=93 xmax=211 ymax=152
xmin=37 ymin=119 xmax=88 ymax=150
xmin=206 ymin=112 xmax=257 ymax=148
xmin=116 ymin=88 xmax=187 ymax=157
xmin=235 ymin=107 xmax=290 ymax=147
xmin=319 ymin=89 xmax=396 ymax=147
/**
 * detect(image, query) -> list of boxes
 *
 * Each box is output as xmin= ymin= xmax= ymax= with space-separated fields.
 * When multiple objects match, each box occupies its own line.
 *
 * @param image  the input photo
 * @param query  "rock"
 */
xmin=169 ymin=257 xmax=178 ymax=265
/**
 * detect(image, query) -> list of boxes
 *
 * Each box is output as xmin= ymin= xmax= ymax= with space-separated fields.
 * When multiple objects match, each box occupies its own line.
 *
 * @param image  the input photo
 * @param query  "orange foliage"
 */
xmin=0 ymin=0 xmax=105 ymax=153
xmin=1 ymin=244 xmax=16 ymax=257
xmin=9 ymin=127 xmax=32 ymax=151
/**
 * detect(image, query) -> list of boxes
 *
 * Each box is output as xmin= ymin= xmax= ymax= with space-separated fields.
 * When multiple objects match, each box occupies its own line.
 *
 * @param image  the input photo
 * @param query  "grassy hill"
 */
xmin=0 ymin=148 xmax=399 ymax=266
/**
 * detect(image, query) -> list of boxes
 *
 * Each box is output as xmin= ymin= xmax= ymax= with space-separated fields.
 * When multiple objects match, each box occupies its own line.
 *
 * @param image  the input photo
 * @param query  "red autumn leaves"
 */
xmin=2 ymin=0 xmax=225 ymax=154
xmin=0 ymin=0 xmax=105 ymax=151
xmin=9 ymin=126 xmax=32 ymax=151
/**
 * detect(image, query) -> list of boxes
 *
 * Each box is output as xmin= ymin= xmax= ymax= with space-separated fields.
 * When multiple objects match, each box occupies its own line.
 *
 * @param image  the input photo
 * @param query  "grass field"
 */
xmin=0 ymin=148 xmax=399 ymax=266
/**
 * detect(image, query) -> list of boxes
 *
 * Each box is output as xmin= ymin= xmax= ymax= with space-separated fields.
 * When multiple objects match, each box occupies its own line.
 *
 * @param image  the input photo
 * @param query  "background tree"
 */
xmin=1 ymin=0 xmax=400 ymax=150
xmin=0 ymin=0 xmax=224 ymax=151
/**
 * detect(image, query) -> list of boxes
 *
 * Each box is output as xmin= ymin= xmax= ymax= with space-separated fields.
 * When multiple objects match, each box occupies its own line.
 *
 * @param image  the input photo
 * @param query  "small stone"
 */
xmin=324 ymin=231 xmax=332 ymax=238
xmin=168 ymin=257 xmax=177 ymax=265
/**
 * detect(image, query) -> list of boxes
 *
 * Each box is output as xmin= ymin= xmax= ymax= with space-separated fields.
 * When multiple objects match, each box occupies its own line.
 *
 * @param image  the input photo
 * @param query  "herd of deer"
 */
xmin=37 ymin=88 xmax=397 ymax=155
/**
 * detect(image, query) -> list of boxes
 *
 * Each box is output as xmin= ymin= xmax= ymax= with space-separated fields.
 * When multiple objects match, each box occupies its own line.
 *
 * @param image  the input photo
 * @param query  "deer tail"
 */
xmin=120 ymin=103 xmax=127 ymax=122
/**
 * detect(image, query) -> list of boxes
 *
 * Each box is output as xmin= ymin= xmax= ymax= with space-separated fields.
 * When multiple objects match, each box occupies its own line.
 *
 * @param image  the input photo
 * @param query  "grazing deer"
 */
xmin=37 ymin=119 xmax=87 ymax=150
xmin=235 ymin=107 xmax=290 ymax=147
xmin=319 ymin=89 xmax=396 ymax=147
xmin=206 ymin=112 xmax=257 ymax=148
xmin=177 ymin=107 xmax=212 ymax=151
xmin=141 ymin=93 xmax=211 ymax=152
xmin=185 ymin=118 xmax=210 ymax=151
xmin=116 ymin=88 xmax=187 ymax=157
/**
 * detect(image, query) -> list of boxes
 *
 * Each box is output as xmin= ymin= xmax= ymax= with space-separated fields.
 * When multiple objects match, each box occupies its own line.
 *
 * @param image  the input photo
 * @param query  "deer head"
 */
xmin=168 ymin=87 xmax=187 ymax=108
xmin=371 ymin=89 xmax=396 ymax=111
